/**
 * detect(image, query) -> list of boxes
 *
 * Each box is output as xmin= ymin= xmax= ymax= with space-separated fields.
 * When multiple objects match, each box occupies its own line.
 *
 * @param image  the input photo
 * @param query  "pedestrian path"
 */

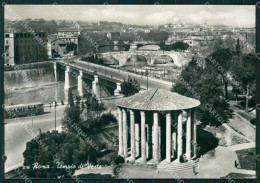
xmin=228 ymin=142 xmax=255 ymax=151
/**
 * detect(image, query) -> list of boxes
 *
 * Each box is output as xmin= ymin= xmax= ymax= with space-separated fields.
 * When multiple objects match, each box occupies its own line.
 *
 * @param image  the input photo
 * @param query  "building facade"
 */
xmin=50 ymin=28 xmax=80 ymax=57
xmin=4 ymin=33 xmax=15 ymax=65
xmin=4 ymin=32 xmax=48 ymax=65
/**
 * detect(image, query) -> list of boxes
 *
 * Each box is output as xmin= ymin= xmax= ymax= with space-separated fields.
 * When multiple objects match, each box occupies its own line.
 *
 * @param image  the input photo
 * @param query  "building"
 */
xmin=105 ymin=31 xmax=121 ymax=40
xmin=115 ymin=89 xmax=200 ymax=167
xmin=4 ymin=33 xmax=15 ymax=65
xmin=4 ymin=32 xmax=48 ymax=65
xmin=57 ymin=28 xmax=80 ymax=38
xmin=50 ymin=28 xmax=80 ymax=57
xmin=51 ymin=39 xmax=76 ymax=56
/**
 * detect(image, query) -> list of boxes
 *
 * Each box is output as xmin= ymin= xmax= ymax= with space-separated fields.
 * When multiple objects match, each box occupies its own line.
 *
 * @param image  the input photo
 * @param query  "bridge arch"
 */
xmin=100 ymin=55 xmax=119 ymax=65
xmin=125 ymin=54 xmax=148 ymax=66
xmin=153 ymin=54 xmax=174 ymax=64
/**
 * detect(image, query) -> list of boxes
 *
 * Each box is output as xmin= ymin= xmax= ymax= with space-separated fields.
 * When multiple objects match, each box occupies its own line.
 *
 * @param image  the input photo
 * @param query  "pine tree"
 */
xmin=236 ymin=39 xmax=241 ymax=55
xmin=68 ymin=90 xmax=74 ymax=107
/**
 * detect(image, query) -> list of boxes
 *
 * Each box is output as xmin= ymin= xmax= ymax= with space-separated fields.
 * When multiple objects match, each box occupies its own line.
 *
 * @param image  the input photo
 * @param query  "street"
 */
xmin=67 ymin=60 xmax=173 ymax=91
xmin=4 ymin=105 xmax=65 ymax=172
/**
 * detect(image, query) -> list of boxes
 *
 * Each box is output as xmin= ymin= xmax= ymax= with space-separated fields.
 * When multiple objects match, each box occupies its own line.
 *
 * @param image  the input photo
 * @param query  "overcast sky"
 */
xmin=5 ymin=5 xmax=255 ymax=27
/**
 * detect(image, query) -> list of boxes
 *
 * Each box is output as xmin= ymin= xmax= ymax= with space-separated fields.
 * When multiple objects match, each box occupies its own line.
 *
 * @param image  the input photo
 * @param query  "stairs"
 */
xmin=157 ymin=158 xmax=199 ymax=171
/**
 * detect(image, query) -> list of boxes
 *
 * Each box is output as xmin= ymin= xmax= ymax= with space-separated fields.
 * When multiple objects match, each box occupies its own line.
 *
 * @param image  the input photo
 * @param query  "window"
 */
xmin=6 ymin=40 xmax=8 ymax=44
xmin=21 ymin=40 xmax=23 ymax=43
xmin=5 ymin=34 xmax=10 ymax=37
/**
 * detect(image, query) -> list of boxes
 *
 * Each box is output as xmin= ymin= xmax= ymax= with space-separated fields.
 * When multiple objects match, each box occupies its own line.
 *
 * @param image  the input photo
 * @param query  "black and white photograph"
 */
xmin=1 ymin=1 xmax=259 ymax=181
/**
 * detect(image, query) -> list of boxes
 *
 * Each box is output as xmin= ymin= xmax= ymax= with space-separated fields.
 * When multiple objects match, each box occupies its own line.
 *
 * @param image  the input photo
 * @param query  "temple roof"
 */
xmin=115 ymin=89 xmax=200 ymax=111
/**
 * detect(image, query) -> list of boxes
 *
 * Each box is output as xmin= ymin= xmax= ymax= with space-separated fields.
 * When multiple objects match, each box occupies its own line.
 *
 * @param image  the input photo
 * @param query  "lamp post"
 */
xmin=146 ymin=68 xmax=149 ymax=90
xmin=53 ymin=100 xmax=57 ymax=131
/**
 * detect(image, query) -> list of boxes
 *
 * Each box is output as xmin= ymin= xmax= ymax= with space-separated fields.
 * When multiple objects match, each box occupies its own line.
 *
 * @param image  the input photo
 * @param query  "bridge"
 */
xmin=98 ymin=50 xmax=191 ymax=67
xmin=97 ymin=42 xmax=162 ymax=53
xmin=54 ymin=59 xmax=173 ymax=100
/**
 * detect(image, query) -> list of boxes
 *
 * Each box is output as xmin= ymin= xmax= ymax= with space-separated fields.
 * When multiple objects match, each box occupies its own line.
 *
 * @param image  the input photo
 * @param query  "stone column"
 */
xmin=172 ymin=132 xmax=177 ymax=159
xmin=114 ymin=83 xmax=122 ymax=96
xmin=78 ymin=70 xmax=83 ymax=97
xmin=135 ymin=123 xmax=140 ymax=157
xmin=64 ymin=66 xmax=70 ymax=90
xmin=150 ymin=56 xmax=155 ymax=65
xmin=153 ymin=112 xmax=159 ymax=162
xmin=146 ymin=124 xmax=149 ymax=158
xmin=118 ymin=108 xmax=123 ymax=156
xmin=158 ymin=116 xmax=161 ymax=161
xmin=54 ymin=62 xmax=58 ymax=82
xmin=64 ymin=89 xmax=68 ymax=103
xmin=192 ymin=108 xmax=197 ymax=158
xmin=140 ymin=111 xmax=146 ymax=162
xmin=130 ymin=110 xmax=135 ymax=161
xmin=177 ymin=111 xmax=183 ymax=162
xmin=166 ymin=112 xmax=172 ymax=163
xmin=172 ymin=114 xmax=178 ymax=159
xmin=186 ymin=110 xmax=191 ymax=159
xmin=123 ymin=109 xmax=128 ymax=157
xmin=92 ymin=75 xmax=99 ymax=96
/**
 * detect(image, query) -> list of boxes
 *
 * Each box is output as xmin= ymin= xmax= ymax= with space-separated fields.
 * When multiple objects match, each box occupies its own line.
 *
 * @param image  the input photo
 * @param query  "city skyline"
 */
xmin=4 ymin=5 xmax=255 ymax=27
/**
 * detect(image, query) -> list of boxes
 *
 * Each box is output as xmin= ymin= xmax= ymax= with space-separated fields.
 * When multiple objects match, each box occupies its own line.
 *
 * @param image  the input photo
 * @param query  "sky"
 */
xmin=4 ymin=4 xmax=255 ymax=27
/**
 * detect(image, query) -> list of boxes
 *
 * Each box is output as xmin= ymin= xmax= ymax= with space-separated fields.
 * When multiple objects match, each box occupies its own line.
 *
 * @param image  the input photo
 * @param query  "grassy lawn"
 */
xmin=203 ymin=125 xmax=248 ymax=147
xmin=235 ymin=148 xmax=256 ymax=170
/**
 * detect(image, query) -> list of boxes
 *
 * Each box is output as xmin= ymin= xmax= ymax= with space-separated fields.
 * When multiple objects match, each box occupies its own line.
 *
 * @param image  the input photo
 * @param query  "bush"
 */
xmin=239 ymin=98 xmax=256 ymax=108
xmin=98 ymin=113 xmax=117 ymax=126
xmin=97 ymin=152 xmax=124 ymax=166
xmin=250 ymin=118 xmax=256 ymax=125
xmin=120 ymin=77 xmax=141 ymax=97
xmin=23 ymin=131 xmax=90 ymax=178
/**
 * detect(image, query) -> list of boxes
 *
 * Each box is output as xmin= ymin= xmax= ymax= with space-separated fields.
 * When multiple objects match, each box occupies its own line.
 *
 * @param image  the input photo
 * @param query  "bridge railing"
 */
xmin=73 ymin=60 xmax=173 ymax=87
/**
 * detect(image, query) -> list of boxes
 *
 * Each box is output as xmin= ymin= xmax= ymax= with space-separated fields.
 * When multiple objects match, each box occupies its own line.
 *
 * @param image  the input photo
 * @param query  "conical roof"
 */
xmin=115 ymin=89 xmax=200 ymax=111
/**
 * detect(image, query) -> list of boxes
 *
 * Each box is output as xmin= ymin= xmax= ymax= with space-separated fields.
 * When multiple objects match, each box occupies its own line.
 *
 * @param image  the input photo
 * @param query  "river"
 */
xmin=4 ymin=65 xmax=78 ymax=105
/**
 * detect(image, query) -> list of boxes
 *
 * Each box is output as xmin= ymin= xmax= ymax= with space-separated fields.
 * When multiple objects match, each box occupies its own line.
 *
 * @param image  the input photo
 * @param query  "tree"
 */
xmin=159 ymin=41 xmax=189 ymax=51
xmin=205 ymin=48 xmax=233 ymax=100
xmin=208 ymin=38 xmax=224 ymax=51
xmin=231 ymin=53 xmax=256 ymax=112
xmin=62 ymin=91 xmax=106 ymax=133
xmin=66 ymin=43 xmax=77 ymax=55
xmin=23 ymin=131 xmax=89 ymax=178
xmin=171 ymin=58 xmax=233 ymax=126
xmin=235 ymin=39 xmax=241 ymax=55
xmin=84 ymin=92 xmax=106 ymax=119
xmin=171 ymin=41 xmax=189 ymax=51
xmin=120 ymin=77 xmax=141 ymax=97
xmin=68 ymin=90 xmax=74 ymax=107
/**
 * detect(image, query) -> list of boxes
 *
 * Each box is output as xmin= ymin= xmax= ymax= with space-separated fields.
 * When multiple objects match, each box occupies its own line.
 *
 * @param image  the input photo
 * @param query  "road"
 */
xmin=62 ymin=60 xmax=173 ymax=91
xmin=4 ymin=105 xmax=65 ymax=172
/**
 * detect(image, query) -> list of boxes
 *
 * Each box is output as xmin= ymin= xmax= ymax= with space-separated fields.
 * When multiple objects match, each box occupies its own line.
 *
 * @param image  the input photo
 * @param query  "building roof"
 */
xmin=115 ymin=88 xmax=200 ymax=111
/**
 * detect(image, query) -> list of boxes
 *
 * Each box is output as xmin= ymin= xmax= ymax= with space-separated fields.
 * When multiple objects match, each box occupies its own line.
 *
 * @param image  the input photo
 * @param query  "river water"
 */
xmin=4 ymin=66 xmax=78 ymax=105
